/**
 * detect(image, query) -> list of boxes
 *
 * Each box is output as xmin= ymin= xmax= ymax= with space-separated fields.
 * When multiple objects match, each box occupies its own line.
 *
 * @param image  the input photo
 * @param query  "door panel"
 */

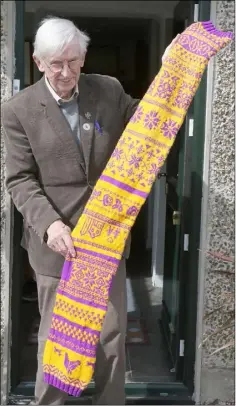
xmin=161 ymin=120 xmax=186 ymax=373
xmin=160 ymin=0 xmax=196 ymax=379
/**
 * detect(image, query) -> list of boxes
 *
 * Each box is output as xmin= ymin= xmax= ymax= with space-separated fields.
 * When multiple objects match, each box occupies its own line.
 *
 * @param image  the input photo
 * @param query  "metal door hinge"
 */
xmin=173 ymin=211 xmax=181 ymax=226
xmin=194 ymin=3 xmax=199 ymax=22
xmin=189 ymin=118 xmax=194 ymax=137
xmin=13 ymin=79 xmax=20 ymax=95
xmin=179 ymin=339 xmax=185 ymax=356
xmin=184 ymin=234 xmax=189 ymax=251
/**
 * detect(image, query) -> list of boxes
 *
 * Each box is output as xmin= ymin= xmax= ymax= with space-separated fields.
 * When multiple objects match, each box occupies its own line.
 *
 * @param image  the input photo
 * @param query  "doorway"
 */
xmin=19 ymin=12 xmax=174 ymax=386
xmin=9 ymin=0 xmax=210 ymax=404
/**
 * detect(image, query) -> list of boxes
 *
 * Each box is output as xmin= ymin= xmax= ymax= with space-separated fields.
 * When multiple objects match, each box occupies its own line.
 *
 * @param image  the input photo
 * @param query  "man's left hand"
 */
xmin=162 ymin=34 xmax=180 ymax=64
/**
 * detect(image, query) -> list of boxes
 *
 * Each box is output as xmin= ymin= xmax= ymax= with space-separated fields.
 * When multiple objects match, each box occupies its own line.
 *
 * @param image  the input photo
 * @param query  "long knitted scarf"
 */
xmin=43 ymin=21 xmax=232 ymax=396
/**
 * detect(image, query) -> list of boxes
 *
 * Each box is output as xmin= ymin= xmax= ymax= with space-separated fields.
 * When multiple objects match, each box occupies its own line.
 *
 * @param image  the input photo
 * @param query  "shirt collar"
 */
xmin=45 ymin=75 xmax=79 ymax=104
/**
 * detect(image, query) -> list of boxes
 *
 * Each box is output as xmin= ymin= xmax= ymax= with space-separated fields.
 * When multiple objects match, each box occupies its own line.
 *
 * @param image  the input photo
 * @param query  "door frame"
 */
xmin=9 ymin=0 xmax=26 ymax=394
xmin=181 ymin=0 xmax=211 ymax=393
xmin=1 ymin=0 xmax=16 ymax=402
xmin=7 ymin=0 xmax=211 ymax=404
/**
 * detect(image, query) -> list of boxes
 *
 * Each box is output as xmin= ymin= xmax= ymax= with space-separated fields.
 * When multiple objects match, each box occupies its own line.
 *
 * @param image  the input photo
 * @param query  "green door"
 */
xmin=161 ymin=114 xmax=192 ymax=379
xmin=160 ymin=0 xmax=196 ymax=380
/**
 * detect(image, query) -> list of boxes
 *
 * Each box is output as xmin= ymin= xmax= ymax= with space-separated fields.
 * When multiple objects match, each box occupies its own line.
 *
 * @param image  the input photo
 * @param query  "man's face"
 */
xmin=33 ymin=44 xmax=84 ymax=98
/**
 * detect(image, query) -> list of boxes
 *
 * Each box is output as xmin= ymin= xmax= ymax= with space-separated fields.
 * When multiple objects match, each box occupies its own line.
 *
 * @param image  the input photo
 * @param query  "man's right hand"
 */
xmin=46 ymin=219 xmax=76 ymax=258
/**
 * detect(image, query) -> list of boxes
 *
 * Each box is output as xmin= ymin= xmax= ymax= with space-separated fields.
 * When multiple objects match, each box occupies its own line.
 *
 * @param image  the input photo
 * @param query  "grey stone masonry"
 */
xmin=197 ymin=0 xmax=235 ymax=404
xmin=1 ymin=1 xmax=15 ymax=404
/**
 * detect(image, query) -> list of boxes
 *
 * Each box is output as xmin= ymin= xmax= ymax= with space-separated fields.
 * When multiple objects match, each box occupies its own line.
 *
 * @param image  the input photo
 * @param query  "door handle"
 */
xmin=173 ymin=211 xmax=181 ymax=225
xmin=157 ymin=172 xmax=167 ymax=179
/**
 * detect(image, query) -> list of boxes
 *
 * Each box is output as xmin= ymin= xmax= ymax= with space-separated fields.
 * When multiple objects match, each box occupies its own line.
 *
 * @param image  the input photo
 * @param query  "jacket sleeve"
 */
xmin=2 ymin=103 xmax=61 ymax=243
xmin=115 ymin=79 xmax=140 ymax=126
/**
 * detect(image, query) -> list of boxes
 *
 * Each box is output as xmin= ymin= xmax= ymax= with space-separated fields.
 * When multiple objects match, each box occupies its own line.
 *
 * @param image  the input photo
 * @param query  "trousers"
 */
xmin=30 ymin=258 xmax=127 ymax=405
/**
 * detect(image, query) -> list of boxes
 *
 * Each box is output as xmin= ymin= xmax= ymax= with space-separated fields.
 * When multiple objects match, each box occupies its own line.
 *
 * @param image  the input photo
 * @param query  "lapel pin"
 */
xmin=95 ymin=120 xmax=103 ymax=135
xmin=85 ymin=112 xmax=91 ymax=119
xmin=83 ymin=123 xmax=91 ymax=131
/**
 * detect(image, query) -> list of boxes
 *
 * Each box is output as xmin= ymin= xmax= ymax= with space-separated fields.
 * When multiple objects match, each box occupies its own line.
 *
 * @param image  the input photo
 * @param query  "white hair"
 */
xmin=33 ymin=16 xmax=90 ymax=59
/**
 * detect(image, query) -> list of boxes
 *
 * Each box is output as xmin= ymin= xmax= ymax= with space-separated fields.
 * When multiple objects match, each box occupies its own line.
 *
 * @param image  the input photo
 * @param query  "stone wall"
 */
xmin=199 ymin=0 xmax=235 ymax=404
xmin=1 ymin=1 xmax=15 ymax=404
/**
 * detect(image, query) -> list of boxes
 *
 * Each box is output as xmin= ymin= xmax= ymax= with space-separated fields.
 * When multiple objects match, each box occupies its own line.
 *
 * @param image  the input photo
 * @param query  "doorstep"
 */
xmin=8 ymin=381 xmax=194 ymax=405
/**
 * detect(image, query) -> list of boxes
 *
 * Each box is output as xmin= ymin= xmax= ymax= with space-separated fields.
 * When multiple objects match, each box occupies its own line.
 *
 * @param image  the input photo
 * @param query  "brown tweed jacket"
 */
xmin=2 ymin=74 xmax=139 ymax=277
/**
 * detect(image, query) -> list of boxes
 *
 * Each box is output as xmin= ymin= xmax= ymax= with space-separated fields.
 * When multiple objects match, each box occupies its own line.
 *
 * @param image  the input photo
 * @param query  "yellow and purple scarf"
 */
xmin=43 ymin=21 xmax=232 ymax=396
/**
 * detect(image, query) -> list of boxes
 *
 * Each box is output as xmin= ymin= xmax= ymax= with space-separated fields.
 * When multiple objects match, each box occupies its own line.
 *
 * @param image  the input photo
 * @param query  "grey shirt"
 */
xmin=45 ymin=75 xmax=80 ymax=142
xmin=59 ymin=98 xmax=80 ymax=144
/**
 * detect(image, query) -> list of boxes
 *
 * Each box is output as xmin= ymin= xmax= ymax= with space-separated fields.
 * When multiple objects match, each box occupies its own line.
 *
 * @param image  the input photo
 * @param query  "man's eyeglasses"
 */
xmin=44 ymin=58 xmax=81 ymax=74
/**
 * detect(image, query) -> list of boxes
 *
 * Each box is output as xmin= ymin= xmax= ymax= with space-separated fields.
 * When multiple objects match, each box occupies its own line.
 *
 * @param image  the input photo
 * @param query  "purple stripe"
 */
xmin=44 ymin=373 xmax=83 ymax=397
xmin=202 ymin=21 xmax=233 ymax=39
xmin=57 ymin=289 xmax=107 ymax=311
xmin=61 ymin=260 xmax=72 ymax=282
xmin=48 ymin=330 xmax=97 ymax=357
xmin=52 ymin=313 xmax=100 ymax=336
xmin=179 ymin=34 xmax=216 ymax=58
xmin=142 ymin=97 xmax=182 ymax=119
xmin=73 ymin=237 xmax=122 ymax=255
xmin=74 ymin=246 xmax=119 ymax=264
xmin=100 ymin=174 xmax=148 ymax=198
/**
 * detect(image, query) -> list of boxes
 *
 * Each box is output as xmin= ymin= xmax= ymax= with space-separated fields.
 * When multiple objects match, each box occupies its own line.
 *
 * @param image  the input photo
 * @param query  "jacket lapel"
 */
xmin=36 ymin=77 xmax=86 ymax=174
xmin=78 ymin=75 xmax=97 ymax=177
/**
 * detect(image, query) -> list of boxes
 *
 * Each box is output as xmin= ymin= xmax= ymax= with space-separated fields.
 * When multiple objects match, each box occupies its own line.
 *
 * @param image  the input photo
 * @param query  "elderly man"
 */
xmin=2 ymin=16 xmax=173 ymax=406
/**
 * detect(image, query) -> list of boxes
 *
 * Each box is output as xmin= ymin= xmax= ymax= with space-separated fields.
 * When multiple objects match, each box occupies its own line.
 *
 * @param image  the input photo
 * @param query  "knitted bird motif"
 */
xmin=64 ymin=353 xmax=81 ymax=375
